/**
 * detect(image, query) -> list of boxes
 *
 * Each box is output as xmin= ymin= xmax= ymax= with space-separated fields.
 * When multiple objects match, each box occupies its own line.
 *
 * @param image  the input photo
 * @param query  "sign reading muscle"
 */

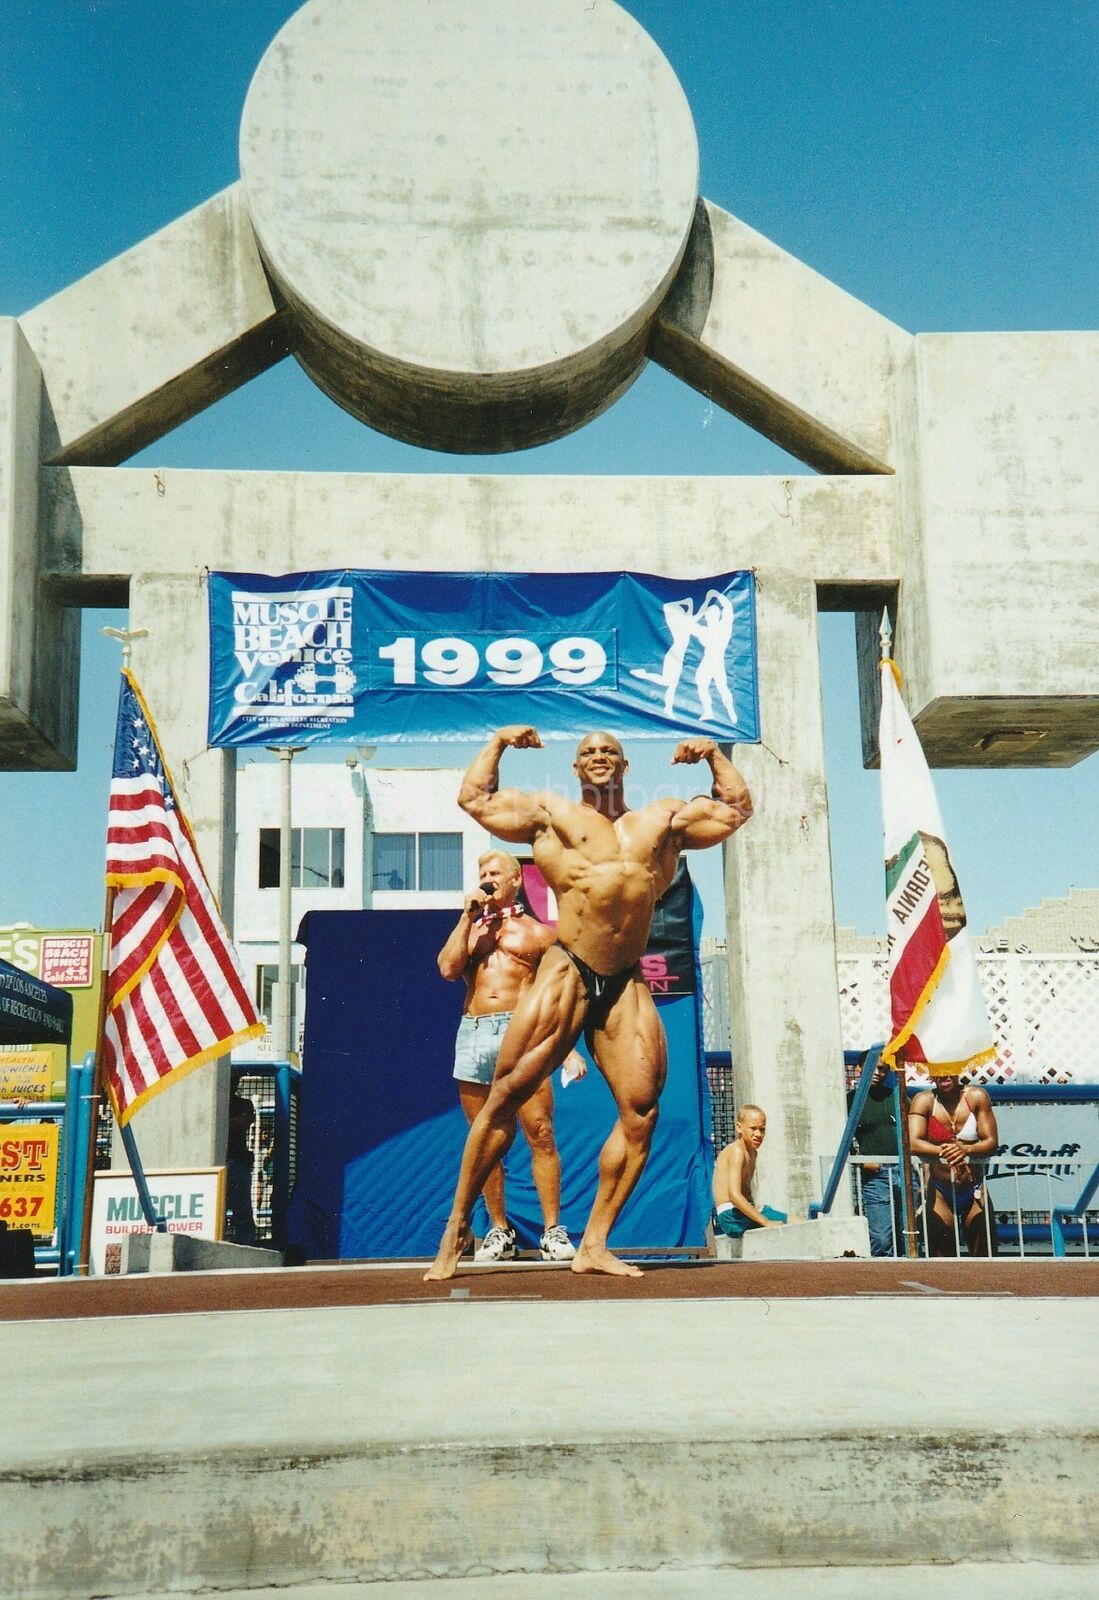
xmin=207 ymin=569 xmax=759 ymax=748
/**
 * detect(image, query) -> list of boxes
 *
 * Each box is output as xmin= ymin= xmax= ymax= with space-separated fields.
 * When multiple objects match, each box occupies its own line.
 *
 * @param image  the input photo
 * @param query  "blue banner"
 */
xmin=0 ymin=957 xmax=73 ymax=1047
xmin=207 ymin=569 xmax=758 ymax=747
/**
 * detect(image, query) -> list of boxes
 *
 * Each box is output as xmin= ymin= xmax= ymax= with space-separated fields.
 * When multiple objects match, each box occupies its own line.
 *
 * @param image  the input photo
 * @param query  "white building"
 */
xmin=232 ymin=759 xmax=494 ymax=1054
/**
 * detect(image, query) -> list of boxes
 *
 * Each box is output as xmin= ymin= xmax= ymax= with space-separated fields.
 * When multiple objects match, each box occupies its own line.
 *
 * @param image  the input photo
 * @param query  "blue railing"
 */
xmin=0 ymin=1097 xmax=67 ymax=1273
xmin=2 ymin=1055 xmax=300 ymax=1274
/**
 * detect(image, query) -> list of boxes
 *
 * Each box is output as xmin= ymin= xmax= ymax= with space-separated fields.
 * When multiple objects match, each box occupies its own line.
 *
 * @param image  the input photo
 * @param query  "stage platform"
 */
xmin=4 ymin=1260 xmax=1097 ymax=1599
xmin=2 ymin=1254 xmax=1097 ymax=1321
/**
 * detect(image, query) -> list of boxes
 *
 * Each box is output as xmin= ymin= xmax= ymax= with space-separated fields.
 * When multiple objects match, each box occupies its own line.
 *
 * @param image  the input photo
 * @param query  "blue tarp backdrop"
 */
xmin=289 ymin=899 xmax=713 ymax=1259
xmin=208 ymin=568 xmax=759 ymax=748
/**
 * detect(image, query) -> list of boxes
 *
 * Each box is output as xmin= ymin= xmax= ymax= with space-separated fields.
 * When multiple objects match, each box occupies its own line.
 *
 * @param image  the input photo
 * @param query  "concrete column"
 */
xmin=0 ymin=319 xmax=78 ymax=767
xmin=113 ymin=573 xmax=238 ymax=1170
xmin=723 ymin=575 xmax=848 ymax=1216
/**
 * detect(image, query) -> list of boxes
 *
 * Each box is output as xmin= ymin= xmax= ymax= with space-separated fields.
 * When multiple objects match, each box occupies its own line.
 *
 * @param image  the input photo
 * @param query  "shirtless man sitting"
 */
xmin=438 ymin=848 xmax=584 ymax=1263
xmin=425 ymin=725 xmax=752 ymax=1280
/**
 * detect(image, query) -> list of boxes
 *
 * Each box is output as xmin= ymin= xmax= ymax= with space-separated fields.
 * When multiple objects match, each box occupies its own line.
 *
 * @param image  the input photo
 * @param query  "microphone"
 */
xmin=479 ymin=881 xmax=495 ymax=897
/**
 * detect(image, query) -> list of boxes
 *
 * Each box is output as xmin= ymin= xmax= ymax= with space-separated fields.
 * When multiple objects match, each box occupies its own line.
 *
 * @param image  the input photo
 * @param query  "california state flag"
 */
xmin=879 ymin=659 xmax=995 ymax=1075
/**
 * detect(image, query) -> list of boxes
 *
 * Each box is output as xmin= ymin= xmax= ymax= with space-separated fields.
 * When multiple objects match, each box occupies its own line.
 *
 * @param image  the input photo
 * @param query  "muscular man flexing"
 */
xmin=438 ymin=848 xmax=583 ymax=1263
xmin=425 ymin=726 xmax=752 ymax=1280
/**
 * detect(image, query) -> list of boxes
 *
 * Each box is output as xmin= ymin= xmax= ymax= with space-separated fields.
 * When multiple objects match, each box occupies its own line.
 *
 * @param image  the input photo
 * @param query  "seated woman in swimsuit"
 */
xmin=908 ymin=1072 xmax=1000 ymax=1257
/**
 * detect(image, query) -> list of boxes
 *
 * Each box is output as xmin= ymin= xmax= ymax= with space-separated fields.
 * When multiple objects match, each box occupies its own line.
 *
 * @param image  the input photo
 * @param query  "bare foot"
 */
xmin=571 ymin=1243 xmax=643 ymax=1278
xmin=423 ymin=1221 xmax=471 ymax=1282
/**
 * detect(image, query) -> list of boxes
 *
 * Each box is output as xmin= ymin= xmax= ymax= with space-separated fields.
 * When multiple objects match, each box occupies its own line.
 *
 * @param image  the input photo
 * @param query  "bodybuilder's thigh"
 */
xmin=491 ymin=950 xmax=588 ymax=1098
xmin=590 ymin=976 xmax=667 ymax=1111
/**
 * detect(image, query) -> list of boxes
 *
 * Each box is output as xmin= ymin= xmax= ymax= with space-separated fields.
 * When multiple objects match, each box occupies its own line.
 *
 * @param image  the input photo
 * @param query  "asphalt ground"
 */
xmin=2 ymin=1254 xmax=1096 ymax=1320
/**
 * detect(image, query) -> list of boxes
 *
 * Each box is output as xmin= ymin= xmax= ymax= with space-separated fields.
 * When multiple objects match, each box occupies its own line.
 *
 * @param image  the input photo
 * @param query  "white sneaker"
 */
xmin=539 ymin=1224 xmax=575 ymax=1262
xmin=474 ymin=1225 xmax=517 ymax=1263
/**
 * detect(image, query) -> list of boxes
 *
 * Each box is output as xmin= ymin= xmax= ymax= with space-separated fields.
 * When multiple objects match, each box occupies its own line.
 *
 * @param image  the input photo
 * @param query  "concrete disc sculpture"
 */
xmin=239 ymin=0 xmax=699 ymax=451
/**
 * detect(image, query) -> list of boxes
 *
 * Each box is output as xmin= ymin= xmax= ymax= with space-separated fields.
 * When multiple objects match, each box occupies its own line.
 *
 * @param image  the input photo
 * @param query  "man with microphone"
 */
xmin=437 ymin=848 xmax=585 ymax=1262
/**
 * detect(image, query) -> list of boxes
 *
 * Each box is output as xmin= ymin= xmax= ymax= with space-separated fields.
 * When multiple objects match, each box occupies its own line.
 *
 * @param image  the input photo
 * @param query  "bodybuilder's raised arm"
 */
xmin=457 ymin=726 xmax=550 ymax=843
xmin=668 ymin=739 xmax=753 ymax=848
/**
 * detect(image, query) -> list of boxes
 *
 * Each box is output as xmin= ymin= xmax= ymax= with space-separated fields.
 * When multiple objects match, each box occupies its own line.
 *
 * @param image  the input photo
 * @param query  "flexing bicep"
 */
xmin=670 ymin=793 xmax=752 ymax=850
xmin=458 ymin=783 xmax=548 ymax=842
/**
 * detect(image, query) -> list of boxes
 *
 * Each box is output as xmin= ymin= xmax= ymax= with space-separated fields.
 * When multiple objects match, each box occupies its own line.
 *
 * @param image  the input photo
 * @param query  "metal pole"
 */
xmin=119 ymin=1121 xmax=168 ymax=1232
xmin=77 ymin=631 xmax=152 ymax=1274
xmin=879 ymin=605 xmax=893 ymax=661
xmin=878 ymin=608 xmax=920 ymax=1257
xmin=76 ymin=895 xmax=116 ymax=1275
xmin=267 ymin=746 xmax=304 ymax=1061
xmin=893 ymin=1068 xmax=920 ymax=1259
xmin=271 ymin=1061 xmax=292 ymax=1250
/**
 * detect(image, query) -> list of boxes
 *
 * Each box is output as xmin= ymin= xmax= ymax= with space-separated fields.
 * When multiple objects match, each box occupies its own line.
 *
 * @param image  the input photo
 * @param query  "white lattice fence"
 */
xmin=837 ymin=954 xmax=1099 ymax=1085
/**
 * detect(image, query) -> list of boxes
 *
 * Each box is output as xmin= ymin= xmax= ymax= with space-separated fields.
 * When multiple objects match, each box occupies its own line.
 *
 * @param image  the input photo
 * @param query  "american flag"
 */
xmin=103 ymin=670 xmax=264 ymax=1123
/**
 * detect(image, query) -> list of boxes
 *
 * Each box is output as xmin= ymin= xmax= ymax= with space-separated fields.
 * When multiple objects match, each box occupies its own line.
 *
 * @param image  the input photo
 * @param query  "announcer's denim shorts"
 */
xmin=453 ymin=1011 xmax=514 ymax=1086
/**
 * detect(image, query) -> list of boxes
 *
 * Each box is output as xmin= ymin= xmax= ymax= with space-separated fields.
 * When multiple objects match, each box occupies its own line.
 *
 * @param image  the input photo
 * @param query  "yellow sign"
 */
xmin=0 ymin=1050 xmax=53 ymax=1102
xmin=0 ymin=1121 xmax=60 ymax=1234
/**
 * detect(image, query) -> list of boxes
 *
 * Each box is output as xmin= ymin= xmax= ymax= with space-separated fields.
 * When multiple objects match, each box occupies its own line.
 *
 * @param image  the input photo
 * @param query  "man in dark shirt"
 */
xmin=226 ymin=1088 xmax=257 ymax=1246
xmin=848 ymin=1056 xmax=903 ymax=1257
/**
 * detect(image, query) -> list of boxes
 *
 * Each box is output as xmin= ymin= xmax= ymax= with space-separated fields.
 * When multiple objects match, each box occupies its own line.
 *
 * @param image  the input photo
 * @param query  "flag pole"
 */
xmin=879 ymin=608 xmax=920 ymax=1260
xmin=75 ymin=627 xmax=153 ymax=1275
xmin=75 ymin=882 xmax=116 ymax=1276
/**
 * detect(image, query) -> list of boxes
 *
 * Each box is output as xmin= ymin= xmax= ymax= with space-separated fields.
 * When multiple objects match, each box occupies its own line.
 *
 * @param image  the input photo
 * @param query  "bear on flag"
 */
xmin=878 ymin=655 xmax=996 ymax=1077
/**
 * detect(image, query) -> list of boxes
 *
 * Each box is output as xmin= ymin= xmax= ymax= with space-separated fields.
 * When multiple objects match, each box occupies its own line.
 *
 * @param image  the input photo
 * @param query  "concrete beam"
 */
xmin=19 ymin=186 xmax=290 ymax=467
xmin=0 ymin=319 xmax=78 ymax=768
xmin=651 ymin=200 xmax=910 ymax=475
xmin=859 ymin=332 xmax=1099 ymax=768
xmin=122 ymin=1233 xmax=281 ymax=1273
xmin=714 ymin=1214 xmax=871 ymax=1260
xmin=41 ymin=467 xmax=900 ymax=590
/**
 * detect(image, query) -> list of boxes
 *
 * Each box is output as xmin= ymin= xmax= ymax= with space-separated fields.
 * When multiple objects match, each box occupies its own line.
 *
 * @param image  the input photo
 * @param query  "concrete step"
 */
xmin=136 ymin=1567 xmax=1099 ymax=1600
xmin=5 ymin=1295 xmax=1097 ymax=1599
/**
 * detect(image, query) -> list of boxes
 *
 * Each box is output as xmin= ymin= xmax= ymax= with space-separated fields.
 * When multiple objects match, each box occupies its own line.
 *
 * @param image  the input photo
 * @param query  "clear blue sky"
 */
xmin=1 ymin=1 xmax=1096 ymax=940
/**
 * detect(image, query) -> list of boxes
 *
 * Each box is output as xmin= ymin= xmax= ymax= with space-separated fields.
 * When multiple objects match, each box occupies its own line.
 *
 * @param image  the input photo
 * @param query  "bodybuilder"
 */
xmin=425 ymin=725 xmax=752 ymax=1279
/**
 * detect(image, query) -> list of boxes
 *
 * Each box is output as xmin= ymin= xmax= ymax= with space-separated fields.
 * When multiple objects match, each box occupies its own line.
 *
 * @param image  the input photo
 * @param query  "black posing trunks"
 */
xmin=556 ymin=942 xmax=635 ymax=1046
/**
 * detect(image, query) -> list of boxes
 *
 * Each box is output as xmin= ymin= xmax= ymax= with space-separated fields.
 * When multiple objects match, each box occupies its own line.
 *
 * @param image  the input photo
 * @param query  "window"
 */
xmin=258 ymin=829 xmax=280 ymax=889
xmin=372 ymin=831 xmax=462 ymax=891
xmin=419 ymin=832 xmax=462 ymax=891
xmin=372 ymin=832 xmax=414 ymax=891
xmin=255 ymin=963 xmax=303 ymax=1031
xmin=258 ymin=828 xmax=345 ymax=889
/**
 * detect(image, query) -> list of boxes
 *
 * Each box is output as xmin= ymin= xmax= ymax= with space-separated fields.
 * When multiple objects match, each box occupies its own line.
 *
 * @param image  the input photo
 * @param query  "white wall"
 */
xmin=233 ymin=760 xmax=490 ymax=1056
